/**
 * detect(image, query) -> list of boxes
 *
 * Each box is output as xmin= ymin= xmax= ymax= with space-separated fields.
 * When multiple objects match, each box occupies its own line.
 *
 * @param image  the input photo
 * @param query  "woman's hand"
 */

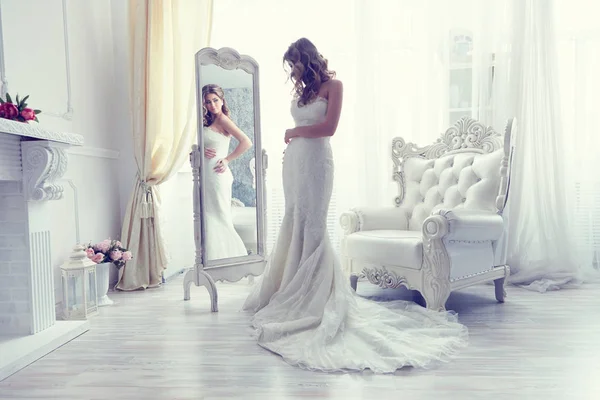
xmin=204 ymin=147 xmax=216 ymax=159
xmin=214 ymin=158 xmax=229 ymax=174
xmin=284 ymin=128 xmax=299 ymax=144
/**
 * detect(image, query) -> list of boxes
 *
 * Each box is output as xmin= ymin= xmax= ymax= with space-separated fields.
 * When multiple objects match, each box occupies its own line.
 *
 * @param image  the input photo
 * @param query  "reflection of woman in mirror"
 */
xmin=243 ymin=38 xmax=468 ymax=373
xmin=202 ymin=83 xmax=252 ymax=260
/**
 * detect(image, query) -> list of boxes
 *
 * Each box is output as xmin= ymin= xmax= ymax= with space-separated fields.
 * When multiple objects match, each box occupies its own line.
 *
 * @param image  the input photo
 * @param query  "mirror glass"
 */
xmin=200 ymin=64 xmax=258 ymax=264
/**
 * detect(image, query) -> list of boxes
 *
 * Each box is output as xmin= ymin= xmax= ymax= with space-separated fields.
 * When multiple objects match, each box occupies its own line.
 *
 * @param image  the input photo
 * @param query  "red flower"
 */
xmin=0 ymin=103 xmax=19 ymax=120
xmin=20 ymin=108 xmax=36 ymax=121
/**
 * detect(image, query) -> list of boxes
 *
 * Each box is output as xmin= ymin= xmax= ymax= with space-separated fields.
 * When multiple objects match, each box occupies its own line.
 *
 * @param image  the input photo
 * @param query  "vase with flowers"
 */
xmin=0 ymin=92 xmax=41 ymax=123
xmin=86 ymin=239 xmax=133 ymax=306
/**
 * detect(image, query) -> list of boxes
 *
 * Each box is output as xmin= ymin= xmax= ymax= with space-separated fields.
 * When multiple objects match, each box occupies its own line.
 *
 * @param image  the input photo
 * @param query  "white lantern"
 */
xmin=60 ymin=244 xmax=98 ymax=320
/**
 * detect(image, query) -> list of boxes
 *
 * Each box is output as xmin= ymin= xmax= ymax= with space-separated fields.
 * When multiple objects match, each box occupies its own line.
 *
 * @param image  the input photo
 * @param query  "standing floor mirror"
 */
xmin=183 ymin=47 xmax=268 ymax=311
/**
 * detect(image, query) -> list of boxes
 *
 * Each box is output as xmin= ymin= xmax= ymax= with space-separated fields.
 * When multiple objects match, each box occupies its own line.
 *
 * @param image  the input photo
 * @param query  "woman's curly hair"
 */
xmin=202 ymin=83 xmax=230 ymax=127
xmin=283 ymin=38 xmax=336 ymax=107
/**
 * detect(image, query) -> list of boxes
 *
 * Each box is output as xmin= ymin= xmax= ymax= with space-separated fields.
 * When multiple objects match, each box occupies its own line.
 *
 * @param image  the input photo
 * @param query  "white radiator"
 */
xmin=29 ymin=231 xmax=55 ymax=333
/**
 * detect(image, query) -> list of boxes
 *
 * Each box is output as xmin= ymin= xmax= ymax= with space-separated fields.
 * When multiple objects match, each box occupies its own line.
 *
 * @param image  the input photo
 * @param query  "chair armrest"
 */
xmin=340 ymin=207 xmax=410 ymax=235
xmin=432 ymin=209 xmax=504 ymax=242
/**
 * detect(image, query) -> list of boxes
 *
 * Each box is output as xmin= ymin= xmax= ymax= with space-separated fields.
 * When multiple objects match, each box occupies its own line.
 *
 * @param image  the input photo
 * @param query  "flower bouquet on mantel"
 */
xmin=86 ymin=239 xmax=133 ymax=305
xmin=0 ymin=92 xmax=41 ymax=123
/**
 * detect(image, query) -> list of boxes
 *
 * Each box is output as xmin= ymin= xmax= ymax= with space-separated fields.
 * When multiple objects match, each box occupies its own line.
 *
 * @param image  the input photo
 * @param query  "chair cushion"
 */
xmin=345 ymin=230 xmax=422 ymax=270
xmin=232 ymin=207 xmax=257 ymax=246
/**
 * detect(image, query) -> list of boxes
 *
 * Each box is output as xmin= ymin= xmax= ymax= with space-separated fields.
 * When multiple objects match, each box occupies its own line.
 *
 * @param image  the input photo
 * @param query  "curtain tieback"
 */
xmin=139 ymin=180 xmax=154 ymax=219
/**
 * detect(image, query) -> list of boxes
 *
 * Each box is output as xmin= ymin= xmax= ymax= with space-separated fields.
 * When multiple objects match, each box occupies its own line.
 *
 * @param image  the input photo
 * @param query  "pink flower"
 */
xmin=110 ymin=250 xmax=123 ymax=261
xmin=0 ymin=103 xmax=18 ymax=120
xmin=20 ymin=108 xmax=35 ymax=121
xmin=95 ymin=239 xmax=111 ymax=253
xmin=122 ymin=251 xmax=132 ymax=261
xmin=85 ymin=248 xmax=95 ymax=258
xmin=91 ymin=253 xmax=105 ymax=263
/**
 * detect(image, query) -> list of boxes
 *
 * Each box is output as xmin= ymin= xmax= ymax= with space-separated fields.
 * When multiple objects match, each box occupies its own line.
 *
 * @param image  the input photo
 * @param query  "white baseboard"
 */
xmin=0 ymin=320 xmax=90 ymax=381
xmin=162 ymin=267 xmax=188 ymax=283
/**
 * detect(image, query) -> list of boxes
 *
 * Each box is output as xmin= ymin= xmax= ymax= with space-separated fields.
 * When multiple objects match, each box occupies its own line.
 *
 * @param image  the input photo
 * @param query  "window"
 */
xmin=447 ymin=28 xmax=496 ymax=125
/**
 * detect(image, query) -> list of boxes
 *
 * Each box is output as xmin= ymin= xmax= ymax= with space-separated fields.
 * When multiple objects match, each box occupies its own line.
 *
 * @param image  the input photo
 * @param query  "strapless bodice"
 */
xmin=286 ymin=96 xmax=332 ymax=160
xmin=204 ymin=127 xmax=231 ymax=160
xmin=291 ymin=97 xmax=328 ymax=128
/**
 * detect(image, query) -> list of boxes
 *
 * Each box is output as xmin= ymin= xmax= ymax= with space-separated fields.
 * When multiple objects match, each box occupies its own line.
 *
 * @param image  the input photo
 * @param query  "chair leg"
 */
xmin=350 ymin=275 xmax=358 ymax=291
xmin=421 ymin=286 xmax=450 ymax=312
xmin=494 ymin=265 xmax=510 ymax=303
xmin=494 ymin=279 xmax=506 ymax=302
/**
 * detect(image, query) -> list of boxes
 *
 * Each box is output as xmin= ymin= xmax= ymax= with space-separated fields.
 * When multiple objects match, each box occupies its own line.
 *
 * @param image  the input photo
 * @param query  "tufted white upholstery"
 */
xmin=340 ymin=117 xmax=516 ymax=311
xmin=404 ymin=150 xmax=504 ymax=230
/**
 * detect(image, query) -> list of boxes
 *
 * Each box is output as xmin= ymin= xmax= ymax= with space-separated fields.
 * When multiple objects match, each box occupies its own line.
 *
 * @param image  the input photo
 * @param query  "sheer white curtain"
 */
xmin=473 ymin=0 xmax=598 ymax=291
xmin=211 ymin=0 xmax=451 ymax=251
xmin=555 ymin=0 xmax=600 ymax=277
xmin=336 ymin=0 xmax=451 ymax=209
xmin=500 ymin=0 xmax=581 ymax=291
xmin=453 ymin=0 xmax=600 ymax=289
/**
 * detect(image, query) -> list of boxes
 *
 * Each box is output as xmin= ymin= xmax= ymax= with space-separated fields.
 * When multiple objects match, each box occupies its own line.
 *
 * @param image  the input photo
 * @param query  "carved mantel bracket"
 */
xmin=21 ymin=140 xmax=70 ymax=201
xmin=0 ymin=118 xmax=83 ymax=202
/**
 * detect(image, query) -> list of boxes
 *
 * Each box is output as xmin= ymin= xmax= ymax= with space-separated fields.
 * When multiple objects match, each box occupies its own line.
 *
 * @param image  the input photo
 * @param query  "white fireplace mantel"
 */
xmin=0 ymin=117 xmax=83 ymax=201
xmin=0 ymin=117 xmax=83 ymax=145
xmin=0 ymin=117 xmax=89 ymax=381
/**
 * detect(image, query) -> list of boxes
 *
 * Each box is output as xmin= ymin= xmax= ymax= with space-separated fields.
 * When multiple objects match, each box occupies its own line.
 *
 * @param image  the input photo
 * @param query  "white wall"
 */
xmin=110 ymin=0 xmax=137 ymax=226
xmin=1 ymin=0 xmax=130 ymax=302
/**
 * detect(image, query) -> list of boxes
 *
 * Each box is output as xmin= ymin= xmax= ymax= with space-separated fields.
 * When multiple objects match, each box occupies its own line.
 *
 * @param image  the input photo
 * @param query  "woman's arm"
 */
xmin=222 ymin=115 xmax=253 ymax=162
xmin=286 ymin=80 xmax=343 ymax=142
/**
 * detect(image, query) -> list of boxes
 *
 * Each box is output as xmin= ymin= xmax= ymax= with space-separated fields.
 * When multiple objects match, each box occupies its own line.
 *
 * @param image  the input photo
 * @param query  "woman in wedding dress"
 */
xmin=243 ymin=38 xmax=468 ymax=373
xmin=202 ymin=84 xmax=252 ymax=260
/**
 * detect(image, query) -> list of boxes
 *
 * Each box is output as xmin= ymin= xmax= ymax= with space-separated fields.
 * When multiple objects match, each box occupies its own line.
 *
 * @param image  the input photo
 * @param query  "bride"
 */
xmin=202 ymin=83 xmax=252 ymax=260
xmin=243 ymin=38 xmax=468 ymax=373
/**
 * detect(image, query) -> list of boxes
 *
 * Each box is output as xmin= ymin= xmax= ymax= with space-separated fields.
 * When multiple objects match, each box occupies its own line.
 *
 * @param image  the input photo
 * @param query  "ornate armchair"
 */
xmin=340 ymin=117 xmax=516 ymax=311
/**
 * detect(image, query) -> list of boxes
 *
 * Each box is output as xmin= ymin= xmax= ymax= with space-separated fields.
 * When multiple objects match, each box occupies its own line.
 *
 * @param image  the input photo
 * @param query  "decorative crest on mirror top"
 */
xmin=200 ymin=47 xmax=258 ymax=74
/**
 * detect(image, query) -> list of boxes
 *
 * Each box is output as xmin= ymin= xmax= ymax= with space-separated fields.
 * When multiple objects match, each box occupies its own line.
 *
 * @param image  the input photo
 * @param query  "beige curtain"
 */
xmin=117 ymin=0 xmax=213 ymax=290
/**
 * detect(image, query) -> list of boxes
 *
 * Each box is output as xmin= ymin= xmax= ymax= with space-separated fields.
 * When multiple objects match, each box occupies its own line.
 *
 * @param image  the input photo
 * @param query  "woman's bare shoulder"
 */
xmin=321 ymin=79 xmax=343 ymax=99
xmin=323 ymin=78 xmax=342 ymax=90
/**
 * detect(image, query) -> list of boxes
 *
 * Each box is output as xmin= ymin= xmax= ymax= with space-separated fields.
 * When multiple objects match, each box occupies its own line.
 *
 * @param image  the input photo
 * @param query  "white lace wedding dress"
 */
xmin=243 ymin=97 xmax=468 ymax=373
xmin=203 ymin=127 xmax=248 ymax=260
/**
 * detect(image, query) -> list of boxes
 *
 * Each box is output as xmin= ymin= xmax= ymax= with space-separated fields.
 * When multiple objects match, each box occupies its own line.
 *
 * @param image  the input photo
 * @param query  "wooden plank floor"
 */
xmin=0 ymin=275 xmax=599 ymax=400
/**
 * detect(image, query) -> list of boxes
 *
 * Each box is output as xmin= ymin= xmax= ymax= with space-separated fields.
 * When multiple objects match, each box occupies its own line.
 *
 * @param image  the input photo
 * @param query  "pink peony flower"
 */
xmin=0 ymin=103 xmax=19 ymax=120
xmin=95 ymin=239 xmax=111 ymax=253
xmin=91 ymin=253 xmax=105 ymax=263
xmin=122 ymin=251 xmax=132 ymax=261
xmin=85 ymin=248 xmax=95 ymax=258
xmin=20 ymin=108 xmax=35 ymax=121
xmin=110 ymin=250 xmax=123 ymax=261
